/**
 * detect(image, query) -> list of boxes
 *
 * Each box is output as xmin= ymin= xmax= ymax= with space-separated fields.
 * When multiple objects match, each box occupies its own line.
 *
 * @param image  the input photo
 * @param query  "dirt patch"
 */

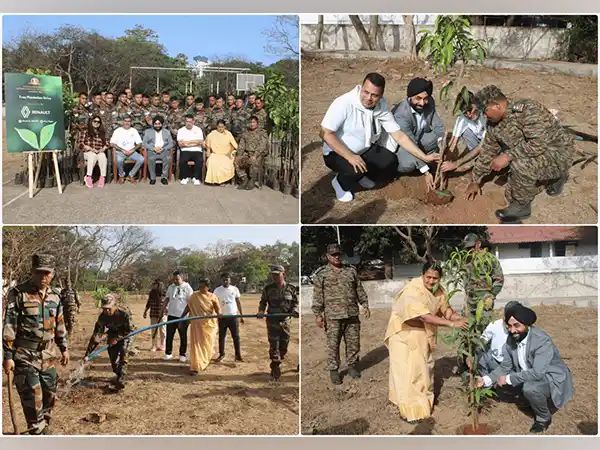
xmin=2 ymin=294 xmax=299 ymax=435
xmin=301 ymin=305 xmax=597 ymax=435
xmin=300 ymin=56 xmax=597 ymax=224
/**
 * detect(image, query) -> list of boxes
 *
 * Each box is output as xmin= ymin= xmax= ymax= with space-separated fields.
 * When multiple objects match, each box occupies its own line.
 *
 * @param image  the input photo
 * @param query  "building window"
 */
xmin=518 ymin=242 xmax=542 ymax=257
xmin=555 ymin=241 xmax=566 ymax=257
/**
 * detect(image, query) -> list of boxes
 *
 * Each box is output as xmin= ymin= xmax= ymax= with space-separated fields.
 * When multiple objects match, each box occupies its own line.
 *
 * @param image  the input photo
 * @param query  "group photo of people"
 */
xmin=2 ymin=14 xmax=299 ymax=225
xmin=1 ymin=225 xmax=300 ymax=435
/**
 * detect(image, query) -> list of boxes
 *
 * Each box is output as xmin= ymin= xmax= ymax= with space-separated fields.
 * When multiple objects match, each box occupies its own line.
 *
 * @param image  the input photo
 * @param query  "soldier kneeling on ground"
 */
xmin=84 ymin=294 xmax=135 ymax=390
xmin=465 ymin=85 xmax=574 ymax=223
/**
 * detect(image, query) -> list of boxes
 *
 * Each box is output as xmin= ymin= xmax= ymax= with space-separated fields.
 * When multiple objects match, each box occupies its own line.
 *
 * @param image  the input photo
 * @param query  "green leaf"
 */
xmin=14 ymin=128 xmax=40 ymax=150
xmin=39 ymin=122 xmax=57 ymax=150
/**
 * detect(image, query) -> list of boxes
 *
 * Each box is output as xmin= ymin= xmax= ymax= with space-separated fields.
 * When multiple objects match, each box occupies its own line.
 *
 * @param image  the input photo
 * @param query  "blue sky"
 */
xmin=145 ymin=226 xmax=299 ymax=249
xmin=3 ymin=15 xmax=298 ymax=65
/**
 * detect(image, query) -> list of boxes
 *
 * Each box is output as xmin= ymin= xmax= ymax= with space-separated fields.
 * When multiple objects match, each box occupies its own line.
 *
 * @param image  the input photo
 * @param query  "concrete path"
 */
xmin=2 ymin=181 xmax=298 ymax=224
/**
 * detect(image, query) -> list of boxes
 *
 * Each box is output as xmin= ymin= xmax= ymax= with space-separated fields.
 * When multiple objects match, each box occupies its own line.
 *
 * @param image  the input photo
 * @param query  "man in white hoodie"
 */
xmin=163 ymin=271 xmax=194 ymax=362
xmin=320 ymin=72 xmax=440 ymax=202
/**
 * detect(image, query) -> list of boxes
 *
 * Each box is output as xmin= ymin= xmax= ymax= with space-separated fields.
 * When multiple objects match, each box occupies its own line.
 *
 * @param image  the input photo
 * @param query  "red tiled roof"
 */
xmin=488 ymin=226 xmax=585 ymax=244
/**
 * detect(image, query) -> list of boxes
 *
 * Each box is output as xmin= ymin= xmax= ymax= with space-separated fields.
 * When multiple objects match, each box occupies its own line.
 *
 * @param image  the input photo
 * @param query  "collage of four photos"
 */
xmin=0 ymin=13 xmax=598 ymax=437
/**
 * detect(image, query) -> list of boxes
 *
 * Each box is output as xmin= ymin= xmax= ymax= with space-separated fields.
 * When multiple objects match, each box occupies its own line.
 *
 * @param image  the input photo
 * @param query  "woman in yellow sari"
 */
xmin=182 ymin=278 xmax=221 ymax=375
xmin=204 ymin=120 xmax=238 ymax=184
xmin=384 ymin=262 xmax=467 ymax=423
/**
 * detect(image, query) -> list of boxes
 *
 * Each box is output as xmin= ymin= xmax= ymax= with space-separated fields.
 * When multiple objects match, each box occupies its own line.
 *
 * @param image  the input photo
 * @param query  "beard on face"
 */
xmin=511 ymin=329 xmax=528 ymax=342
xmin=409 ymin=98 xmax=424 ymax=112
xmin=154 ymin=125 xmax=162 ymax=131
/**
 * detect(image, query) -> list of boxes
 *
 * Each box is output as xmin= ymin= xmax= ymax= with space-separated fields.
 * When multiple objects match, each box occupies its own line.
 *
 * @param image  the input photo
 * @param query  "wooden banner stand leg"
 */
xmin=27 ymin=152 xmax=34 ymax=198
xmin=52 ymin=151 xmax=63 ymax=194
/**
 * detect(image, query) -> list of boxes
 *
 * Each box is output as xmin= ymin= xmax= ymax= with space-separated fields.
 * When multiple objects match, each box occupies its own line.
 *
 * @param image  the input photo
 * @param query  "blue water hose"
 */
xmin=86 ymin=312 xmax=295 ymax=361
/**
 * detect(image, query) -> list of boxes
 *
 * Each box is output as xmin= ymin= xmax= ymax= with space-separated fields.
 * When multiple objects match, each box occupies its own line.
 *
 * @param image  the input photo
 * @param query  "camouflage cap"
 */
xmin=270 ymin=264 xmax=285 ymax=274
xmin=31 ymin=254 xmax=55 ymax=272
xmin=475 ymin=85 xmax=506 ymax=109
xmin=326 ymin=243 xmax=342 ymax=255
xmin=462 ymin=233 xmax=481 ymax=248
xmin=101 ymin=294 xmax=117 ymax=308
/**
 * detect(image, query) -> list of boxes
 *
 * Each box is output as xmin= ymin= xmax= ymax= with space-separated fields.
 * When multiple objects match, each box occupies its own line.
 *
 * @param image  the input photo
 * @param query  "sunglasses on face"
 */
xmin=92 ymin=119 xmax=101 ymax=123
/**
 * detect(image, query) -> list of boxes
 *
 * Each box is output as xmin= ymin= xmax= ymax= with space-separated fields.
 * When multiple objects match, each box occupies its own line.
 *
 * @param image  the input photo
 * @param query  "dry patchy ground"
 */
xmin=301 ymin=305 xmax=597 ymax=435
xmin=2 ymin=294 xmax=299 ymax=435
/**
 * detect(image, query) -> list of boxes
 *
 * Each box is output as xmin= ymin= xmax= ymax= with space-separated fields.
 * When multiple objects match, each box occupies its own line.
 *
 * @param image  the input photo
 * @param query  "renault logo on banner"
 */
xmin=21 ymin=105 xmax=31 ymax=118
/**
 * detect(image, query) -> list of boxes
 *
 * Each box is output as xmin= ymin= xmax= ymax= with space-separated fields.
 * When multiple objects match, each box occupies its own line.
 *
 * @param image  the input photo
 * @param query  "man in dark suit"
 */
xmin=477 ymin=303 xmax=574 ymax=433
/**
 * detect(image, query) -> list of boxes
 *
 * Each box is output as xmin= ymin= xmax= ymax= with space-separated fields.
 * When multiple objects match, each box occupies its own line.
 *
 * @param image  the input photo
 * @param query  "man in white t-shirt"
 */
xmin=163 ymin=271 xmax=194 ymax=362
xmin=321 ymin=72 xmax=440 ymax=202
xmin=177 ymin=115 xmax=205 ymax=185
xmin=110 ymin=115 xmax=144 ymax=183
xmin=442 ymin=90 xmax=487 ymax=174
xmin=213 ymin=273 xmax=244 ymax=362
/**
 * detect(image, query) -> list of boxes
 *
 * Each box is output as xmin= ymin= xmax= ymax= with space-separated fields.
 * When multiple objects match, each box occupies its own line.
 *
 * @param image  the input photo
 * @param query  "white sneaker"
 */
xmin=163 ymin=354 xmax=173 ymax=360
xmin=179 ymin=355 xmax=187 ymax=363
xmin=192 ymin=178 xmax=201 ymax=186
xmin=331 ymin=176 xmax=353 ymax=202
xmin=358 ymin=176 xmax=376 ymax=189
xmin=180 ymin=178 xmax=190 ymax=185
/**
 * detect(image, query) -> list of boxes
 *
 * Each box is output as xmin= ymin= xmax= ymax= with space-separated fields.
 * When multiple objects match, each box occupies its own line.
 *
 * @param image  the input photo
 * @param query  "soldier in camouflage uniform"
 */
xmin=466 ymin=85 xmax=575 ymax=222
xmin=312 ymin=243 xmax=370 ymax=385
xmin=2 ymin=254 xmax=70 ymax=434
xmin=71 ymin=92 xmax=92 ymax=137
xmin=192 ymin=99 xmax=210 ymax=135
xmin=226 ymin=94 xmax=236 ymax=112
xmin=161 ymin=91 xmax=171 ymax=112
xmin=235 ymin=115 xmax=269 ymax=190
xmin=59 ymin=279 xmax=81 ymax=336
xmin=462 ymin=233 xmax=504 ymax=316
xmin=258 ymin=265 xmax=299 ymax=381
xmin=207 ymin=97 xmax=231 ymax=132
xmin=130 ymin=93 xmax=147 ymax=137
xmin=206 ymin=95 xmax=217 ymax=112
xmin=83 ymin=294 xmax=135 ymax=390
xmin=102 ymin=92 xmax=120 ymax=139
xmin=230 ymin=98 xmax=251 ymax=140
xmin=167 ymin=99 xmax=186 ymax=140
xmin=147 ymin=94 xmax=168 ymax=129
xmin=253 ymin=97 xmax=269 ymax=132
xmin=184 ymin=94 xmax=196 ymax=115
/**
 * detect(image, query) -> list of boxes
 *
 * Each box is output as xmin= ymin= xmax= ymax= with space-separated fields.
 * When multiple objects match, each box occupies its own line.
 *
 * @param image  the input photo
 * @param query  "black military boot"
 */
xmin=347 ymin=365 xmax=361 ymax=379
xmin=546 ymin=174 xmax=568 ymax=196
xmin=270 ymin=361 xmax=281 ymax=381
xmin=237 ymin=177 xmax=248 ymax=189
xmin=329 ymin=370 xmax=342 ymax=385
xmin=115 ymin=372 xmax=126 ymax=390
xmin=495 ymin=201 xmax=531 ymax=222
xmin=530 ymin=419 xmax=551 ymax=433
xmin=244 ymin=178 xmax=255 ymax=190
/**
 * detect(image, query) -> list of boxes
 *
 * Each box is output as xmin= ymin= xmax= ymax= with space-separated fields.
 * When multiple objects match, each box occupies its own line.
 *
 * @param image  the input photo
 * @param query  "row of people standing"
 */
xmin=143 ymin=266 xmax=298 ymax=380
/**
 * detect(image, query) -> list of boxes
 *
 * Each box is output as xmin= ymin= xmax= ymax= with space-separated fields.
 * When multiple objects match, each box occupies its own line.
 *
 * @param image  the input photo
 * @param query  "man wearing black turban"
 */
xmin=142 ymin=114 xmax=174 ymax=185
xmin=379 ymin=77 xmax=445 ymax=189
xmin=477 ymin=303 xmax=574 ymax=433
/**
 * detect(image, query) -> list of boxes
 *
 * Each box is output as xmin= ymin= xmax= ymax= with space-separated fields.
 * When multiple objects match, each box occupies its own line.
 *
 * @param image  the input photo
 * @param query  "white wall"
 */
xmin=304 ymin=255 xmax=598 ymax=312
xmin=301 ymin=23 xmax=566 ymax=60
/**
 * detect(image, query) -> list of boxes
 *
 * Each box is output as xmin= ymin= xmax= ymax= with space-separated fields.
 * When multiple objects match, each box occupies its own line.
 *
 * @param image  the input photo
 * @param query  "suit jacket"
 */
xmin=142 ymin=128 xmax=174 ymax=153
xmin=490 ymin=326 xmax=574 ymax=408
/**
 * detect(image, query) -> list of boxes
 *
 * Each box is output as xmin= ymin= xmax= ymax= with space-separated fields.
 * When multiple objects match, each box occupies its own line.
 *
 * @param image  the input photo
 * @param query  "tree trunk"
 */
xmin=316 ymin=15 xmax=324 ymax=50
xmin=369 ymin=15 xmax=379 ymax=50
xmin=349 ymin=15 xmax=374 ymax=50
xmin=403 ymin=15 xmax=418 ymax=60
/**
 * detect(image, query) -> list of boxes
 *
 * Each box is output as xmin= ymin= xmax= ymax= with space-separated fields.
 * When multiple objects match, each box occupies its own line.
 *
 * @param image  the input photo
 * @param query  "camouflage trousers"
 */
xmin=506 ymin=149 xmax=572 ymax=205
xmin=64 ymin=307 xmax=78 ymax=335
xmin=325 ymin=316 xmax=360 ymax=371
xmin=13 ymin=362 xmax=58 ymax=434
xmin=266 ymin=319 xmax=291 ymax=363
xmin=234 ymin=154 xmax=263 ymax=182
xmin=107 ymin=340 xmax=128 ymax=378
